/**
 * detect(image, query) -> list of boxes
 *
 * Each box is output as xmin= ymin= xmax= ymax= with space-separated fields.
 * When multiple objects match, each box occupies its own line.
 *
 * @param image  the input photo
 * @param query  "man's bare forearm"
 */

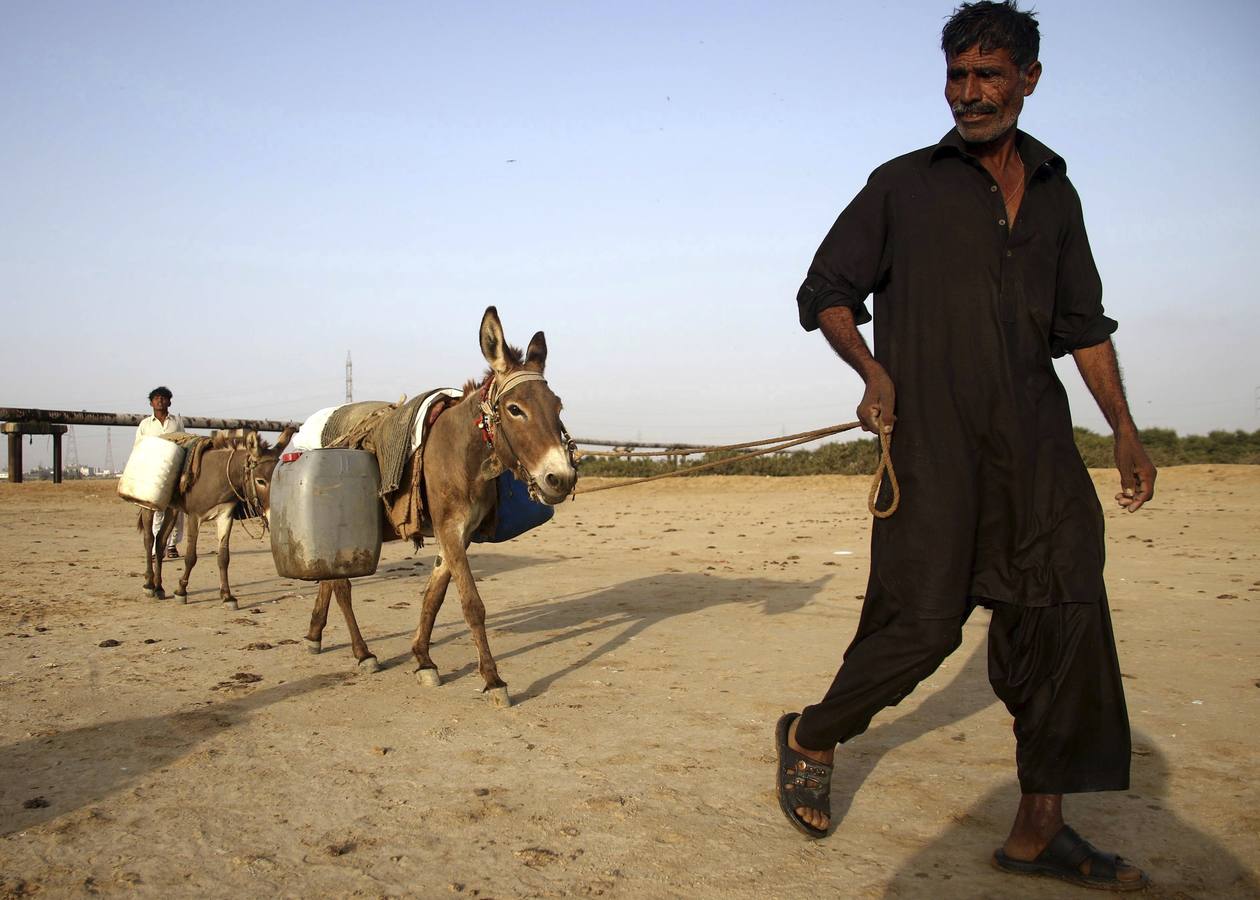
xmin=818 ymin=305 xmax=895 ymax=433
xmin=1072 ymin=338 xmax=1137 ymax=435
xmin=1072 ymin=337 xmax=1155 ymax=510
xmin=817 ymin=305 xmax=882 ymax=382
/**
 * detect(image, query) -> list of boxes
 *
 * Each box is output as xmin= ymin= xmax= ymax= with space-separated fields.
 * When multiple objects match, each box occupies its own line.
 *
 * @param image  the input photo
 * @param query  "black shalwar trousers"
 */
xmin=794 ymin=590 xmax=1131 ymax=795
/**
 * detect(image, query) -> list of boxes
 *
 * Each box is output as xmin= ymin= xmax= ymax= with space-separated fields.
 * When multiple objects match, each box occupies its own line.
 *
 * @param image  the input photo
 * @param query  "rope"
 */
xmin=225 ymin=448 xmax=268 ymax=541
xmin=236 ymin=512 xmax=266 ymax=541
xmin=577 ymin=423 xmax=851 ymax=458
xmin=575 ymin=421 xmax=901 ymax=518
xmin=868 ymin=430 xmax=900 ymax=519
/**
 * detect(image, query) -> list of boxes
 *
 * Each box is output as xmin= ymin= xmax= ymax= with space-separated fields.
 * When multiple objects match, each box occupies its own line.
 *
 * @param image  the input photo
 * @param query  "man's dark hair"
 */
xmin=148 ymin=386 xmax=173 ymax=402
xmin=941 ymin=1 xmax=1040 ymax=71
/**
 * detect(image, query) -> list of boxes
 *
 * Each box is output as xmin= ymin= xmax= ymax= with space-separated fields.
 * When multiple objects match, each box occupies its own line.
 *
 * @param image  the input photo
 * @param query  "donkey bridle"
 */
xmin=226 ymin=448 xmax=268 ymax=530
xmin=474 ymin=370 xmax=578 ymax=502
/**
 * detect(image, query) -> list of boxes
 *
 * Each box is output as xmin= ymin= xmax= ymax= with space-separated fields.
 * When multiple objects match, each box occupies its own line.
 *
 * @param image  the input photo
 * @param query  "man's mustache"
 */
xmin=952 ymin=101 xmax=998 ymax=117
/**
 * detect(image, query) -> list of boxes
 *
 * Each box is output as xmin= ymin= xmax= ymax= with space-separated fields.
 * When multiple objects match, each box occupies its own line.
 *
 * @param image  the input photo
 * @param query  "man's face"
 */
xmin=945 ymin=45 xmax=1041 ymax=145
xmin=150 ymin=394 xmax=170 ymax=416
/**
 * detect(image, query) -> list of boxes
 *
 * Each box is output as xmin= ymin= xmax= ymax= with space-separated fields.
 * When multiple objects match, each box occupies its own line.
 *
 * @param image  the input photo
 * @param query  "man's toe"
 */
xmin=795 ymin=806 xmax=828 ymax=830
xmin=1083 ymin=857 xmax=1144 ymax=883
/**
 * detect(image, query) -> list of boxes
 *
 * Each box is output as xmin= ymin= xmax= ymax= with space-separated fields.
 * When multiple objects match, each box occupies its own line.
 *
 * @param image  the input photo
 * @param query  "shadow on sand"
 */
xmin=146 ymin=549 xmax=558 ymax=607
xmin=821 ymin=624 xmax=1260 ymax=897
xmin=372 ymin=572 xmax=833 ymax=702
xmin=883 ymin=741 xmax=1259 ymax=897
xmin=0 ymin=673 xmax=348 ymax=836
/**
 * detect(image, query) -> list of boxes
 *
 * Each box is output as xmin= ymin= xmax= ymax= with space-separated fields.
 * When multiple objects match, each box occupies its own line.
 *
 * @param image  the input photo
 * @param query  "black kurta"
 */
xmin=799 ymin=130 xmax=1116 ymax=616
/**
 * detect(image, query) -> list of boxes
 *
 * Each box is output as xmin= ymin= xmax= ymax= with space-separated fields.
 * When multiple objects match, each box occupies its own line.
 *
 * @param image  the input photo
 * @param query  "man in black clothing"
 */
xmin=775 ymin=2 xmax=1155 ymax=891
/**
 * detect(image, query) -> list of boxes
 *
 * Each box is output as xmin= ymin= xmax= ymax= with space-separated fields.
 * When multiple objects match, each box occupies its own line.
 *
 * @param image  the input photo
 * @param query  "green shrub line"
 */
xmin=578 ymin=428 xmax=1260 ymax=478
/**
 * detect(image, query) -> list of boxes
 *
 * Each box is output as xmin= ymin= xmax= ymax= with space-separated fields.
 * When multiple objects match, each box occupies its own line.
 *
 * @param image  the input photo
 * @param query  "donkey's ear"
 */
xmin=479 ymin=306 xmax=510 ymax=374
xmin=247 ymin=431 xmax=260 ymax=459
xmin=274 ymin=425 xmax=296 ymax=455
xmin=525 ymin=331 xmax=547 ymax=372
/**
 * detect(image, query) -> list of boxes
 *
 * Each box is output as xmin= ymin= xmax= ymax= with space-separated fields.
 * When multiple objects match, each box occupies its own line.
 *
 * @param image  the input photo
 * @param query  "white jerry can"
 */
xmin=118 ymin=436 xmax=186 ymax=510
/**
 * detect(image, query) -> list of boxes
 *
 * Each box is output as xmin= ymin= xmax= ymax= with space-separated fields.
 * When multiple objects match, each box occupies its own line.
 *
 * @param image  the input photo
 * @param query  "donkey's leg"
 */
xmin=445 ymin=541 xmax=510 ymax=706
xmin=212 ymin=505 xmax=238 ymax=608
xmin=331 ymin=579 xmax=379 ymax=673
xmin=305 ymin=580 xmax=334 ymax=653
xmin=411 ymin=554 xmax=453 ymax=687
xmin=140 ymin=510 xmax=157 ymax=596
xmin=151 ymin=512 xmax=177 ymax=600
xmin=174 ymin=514 xmax=201 ymax=603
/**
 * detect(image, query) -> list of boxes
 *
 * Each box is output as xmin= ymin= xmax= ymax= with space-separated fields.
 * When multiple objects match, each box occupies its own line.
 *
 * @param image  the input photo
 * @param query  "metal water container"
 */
xmin=269 ymin=449 xmax=382 ymax=580
xmin=118 ymin=436 xmax=185 ymax=510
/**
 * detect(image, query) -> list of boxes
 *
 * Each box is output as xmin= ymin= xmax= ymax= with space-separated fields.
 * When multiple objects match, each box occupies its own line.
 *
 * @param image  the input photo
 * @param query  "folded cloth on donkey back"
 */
xmin=293 ymin=391 xmax=463 ymax=544
xmin=304 ymin=390 xmax=462 ymax=498
xmin=159 ymin=432 xmax=211 ymax=495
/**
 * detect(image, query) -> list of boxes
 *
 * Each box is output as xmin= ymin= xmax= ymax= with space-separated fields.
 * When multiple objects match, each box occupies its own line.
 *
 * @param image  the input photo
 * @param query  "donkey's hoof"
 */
xmin=143 ymin=588 xmax=155 ymax=598
xmin=357 ymin=656 xmax=381 ymax=674
xmin=174 ymin=592 xmax=188 ymax=604
xmin=487 ymin=686 xmax=512 ymax=708
xmin=415 ymin=667 xmax=442 ymax=688
xmin=153 ymin=589 xmax=167 ymax=601
xmin=304 ymin=639 xmax=322 ymax=655
xmin=222 ymin=599 xmax=239 ymax=611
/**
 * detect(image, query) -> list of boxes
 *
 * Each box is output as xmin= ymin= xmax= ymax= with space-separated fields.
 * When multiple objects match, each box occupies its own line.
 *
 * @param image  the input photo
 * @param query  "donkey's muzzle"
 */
xmin=534 ymin=473 xmax=575 ymax=505
xmin=543 ymin=469 xmax=576 ymax=500
xmin=532 ymin=451 xmax=577 ymax=505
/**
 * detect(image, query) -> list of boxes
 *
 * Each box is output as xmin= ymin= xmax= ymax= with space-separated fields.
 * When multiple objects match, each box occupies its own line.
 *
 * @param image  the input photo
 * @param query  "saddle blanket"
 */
xmin=292 ymin=389 xmax=464 ymax=456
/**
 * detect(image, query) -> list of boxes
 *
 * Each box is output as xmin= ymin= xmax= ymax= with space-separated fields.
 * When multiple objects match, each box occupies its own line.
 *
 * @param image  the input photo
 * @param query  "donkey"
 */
xmin=140 ymin=427 xmax=296 ymax=607
xmin=302 ymin=307 xmax=577 ymax=707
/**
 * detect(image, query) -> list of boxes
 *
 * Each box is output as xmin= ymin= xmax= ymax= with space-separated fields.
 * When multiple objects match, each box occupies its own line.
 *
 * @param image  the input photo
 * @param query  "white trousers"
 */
xmin=153 ymin=509 xmax=185 ymax=550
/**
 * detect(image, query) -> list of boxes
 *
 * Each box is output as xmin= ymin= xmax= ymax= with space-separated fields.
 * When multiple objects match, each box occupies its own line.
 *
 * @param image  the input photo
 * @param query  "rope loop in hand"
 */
xmin=867 ymin=429 xmax=899 ymax=519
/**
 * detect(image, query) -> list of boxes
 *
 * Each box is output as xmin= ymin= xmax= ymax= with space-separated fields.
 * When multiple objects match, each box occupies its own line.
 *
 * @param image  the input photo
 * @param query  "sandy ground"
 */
xmin=1 ymin=467 xmax=1257 ymax=899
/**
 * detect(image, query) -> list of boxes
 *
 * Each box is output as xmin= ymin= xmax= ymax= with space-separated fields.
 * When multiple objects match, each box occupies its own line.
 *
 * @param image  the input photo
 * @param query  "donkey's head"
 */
xmin=246 ymin=425 xmax=297 ymax=522
xmin=478 ymin=306 xmax=577 ymax=505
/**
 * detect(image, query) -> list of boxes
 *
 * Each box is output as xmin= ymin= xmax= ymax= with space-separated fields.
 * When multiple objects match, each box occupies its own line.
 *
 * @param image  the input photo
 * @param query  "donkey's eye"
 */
xmin=255 ymin=478 xmax=267 ymax=487
xmin=507 ymin=404 xmax=525 ymax=418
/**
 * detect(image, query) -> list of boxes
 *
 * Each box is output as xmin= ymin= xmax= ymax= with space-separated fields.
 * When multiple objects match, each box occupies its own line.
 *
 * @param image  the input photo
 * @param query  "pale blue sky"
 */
xmin=4 ymin=1 xmax=1259 ymax=469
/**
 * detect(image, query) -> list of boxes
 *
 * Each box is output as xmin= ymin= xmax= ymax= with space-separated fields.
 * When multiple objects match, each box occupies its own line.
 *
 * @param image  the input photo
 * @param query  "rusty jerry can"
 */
xmin=269 ymin=449 xmax=382 ymax=580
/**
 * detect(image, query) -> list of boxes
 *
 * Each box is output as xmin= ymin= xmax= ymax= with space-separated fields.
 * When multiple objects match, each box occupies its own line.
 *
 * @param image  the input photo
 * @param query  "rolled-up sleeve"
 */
xmin=797 ymin=172 xmax=891 ymax=331
xmin=1049 ymin=178 xmax=1117 ymax=357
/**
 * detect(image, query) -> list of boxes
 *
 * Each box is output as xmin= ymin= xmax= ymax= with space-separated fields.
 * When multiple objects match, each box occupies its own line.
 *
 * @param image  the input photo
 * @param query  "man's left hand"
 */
xmin=1113 ymin=431 xmax=1155 ymax=513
